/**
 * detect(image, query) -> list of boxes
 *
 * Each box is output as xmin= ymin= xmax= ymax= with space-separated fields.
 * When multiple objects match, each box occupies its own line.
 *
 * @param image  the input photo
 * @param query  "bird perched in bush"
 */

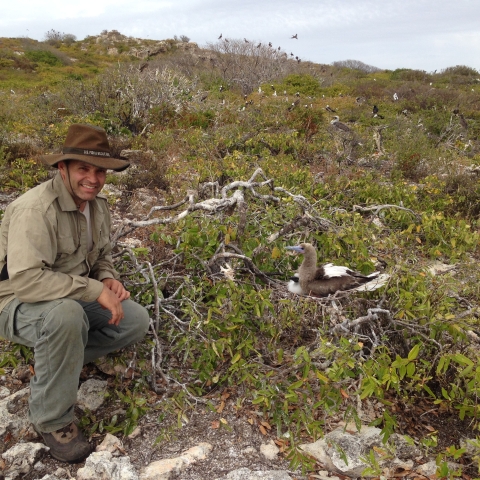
xmin=372 ymin=105 xmax=384 ymax=119
xmin=286 ymin=243 xmax=380 ymax=296
xmin=330 ymin=116 xmax=351 ymax=132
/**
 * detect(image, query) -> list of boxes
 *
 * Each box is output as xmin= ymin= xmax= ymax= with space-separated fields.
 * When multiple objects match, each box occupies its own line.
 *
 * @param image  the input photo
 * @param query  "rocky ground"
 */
xmin=0 ymin=345 xmax=478 ymax=479
xmin=0 ymin=189 xmax=479 ymax=480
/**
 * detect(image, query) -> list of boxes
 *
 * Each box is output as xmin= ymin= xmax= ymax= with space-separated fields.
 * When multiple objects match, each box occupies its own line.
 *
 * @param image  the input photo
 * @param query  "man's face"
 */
xmin=58 ymin=160 xmax=107 ymax=208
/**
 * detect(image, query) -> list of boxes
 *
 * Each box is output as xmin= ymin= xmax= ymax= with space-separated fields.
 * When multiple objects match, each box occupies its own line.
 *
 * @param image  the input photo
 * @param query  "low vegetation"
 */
xmin=1 ymin=30 xmax=480 ymax=477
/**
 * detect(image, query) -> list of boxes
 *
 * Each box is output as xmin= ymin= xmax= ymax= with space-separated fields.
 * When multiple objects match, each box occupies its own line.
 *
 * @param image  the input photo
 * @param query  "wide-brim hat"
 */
xmin=40 ymin=123 xmax=130 ymax=172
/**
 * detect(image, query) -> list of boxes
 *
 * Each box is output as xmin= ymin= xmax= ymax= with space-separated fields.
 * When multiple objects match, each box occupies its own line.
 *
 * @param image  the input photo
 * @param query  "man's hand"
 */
xmin=101 ymin=278 xmax=130 ymax=301
xmin=97 ymin=279 xmax=130 ymax=325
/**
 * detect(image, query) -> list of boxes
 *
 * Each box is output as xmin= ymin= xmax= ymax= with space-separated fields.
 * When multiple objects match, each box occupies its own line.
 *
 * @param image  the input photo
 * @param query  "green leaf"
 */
xmin=231 ymin=353 xmax=242 ymax=364
xmin=407 ymin=344 xmax=420 ymax=361
xmin=453 ymin=353 xmax=473 ymax=366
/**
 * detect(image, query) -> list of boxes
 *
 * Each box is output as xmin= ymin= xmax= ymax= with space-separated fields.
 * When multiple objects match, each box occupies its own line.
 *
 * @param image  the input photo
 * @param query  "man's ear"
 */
xmin=57 ymin=161 xmax=67 ymax=179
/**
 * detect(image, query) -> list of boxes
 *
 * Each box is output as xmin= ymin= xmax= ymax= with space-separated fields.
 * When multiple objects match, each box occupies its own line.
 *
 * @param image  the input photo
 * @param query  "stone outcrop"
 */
xmin=0 ymin=387 xmax=31 ymax=444
xmin=300 ymin=423 xmax=423 ymax=478
xmin=139 ymin=442 xmax=212 ymax=480
xmin=2 ymin=442 xmax=49 ymax=478
xmin=77 ymin=451 xmax=139 ymax=480
xmin=77 ymin=379 xmax=108 ymax=412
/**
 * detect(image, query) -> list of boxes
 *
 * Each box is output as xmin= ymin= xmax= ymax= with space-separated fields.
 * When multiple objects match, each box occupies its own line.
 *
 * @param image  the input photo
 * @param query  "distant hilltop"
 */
xmin=0 ymin=29 xmax=199 ymax=64
xmin=87 ymin=29 xmax=199 ymax=59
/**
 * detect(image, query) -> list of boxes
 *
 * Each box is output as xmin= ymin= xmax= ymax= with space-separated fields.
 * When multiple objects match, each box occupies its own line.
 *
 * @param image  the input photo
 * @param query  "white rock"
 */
xmin=300 ymin=424 xmax=419 ymax=478
xmin=127 ymin=426 xmax=142 ymax=439
xmin=0 ymin=387 xmax=30 ymax=442
xmin=77 ymin=451 xmax=139 ymax=480
xmin=241 ymin=446 xmax=257 ymax=456
xmin=0 ymin=386 xmax=11 ymax=399
xmin=54 ymin=467 xmax=69 ymax=477
xmin=2 ymin=442 xmax=49 ymax=478
xmin=77 ymin=379 xmax=108 ymax=411
xmin=216 ymin=468 xmax=293 ymax=479
xmin=415 ymin=460 xmax=462 ymax=476
xmin=140 ymin=442 xmax=212 ymax=480
xmin=140 ymin=456 xmax=184 ymax=480
xmin=260 ymin=440 xmax=280 ymax=460
xmin=96 ymin=433 xmax=124 ymax=454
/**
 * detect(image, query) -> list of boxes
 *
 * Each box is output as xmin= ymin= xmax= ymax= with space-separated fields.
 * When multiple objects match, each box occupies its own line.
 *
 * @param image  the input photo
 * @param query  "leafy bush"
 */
xmin=58 ymin=64 xmax=197 ymax=134
xmin=390 ymin=68 xmax=430 ymax=82
xmin=43 ymin=29 xmax=77 ymax=47
xmin=24 ymin=49 xmax=62 ymax=66
xmin=332 ymin=59 xmax=381 ymax=73
xmin=205 ymin=38 xmax=302 ymax=93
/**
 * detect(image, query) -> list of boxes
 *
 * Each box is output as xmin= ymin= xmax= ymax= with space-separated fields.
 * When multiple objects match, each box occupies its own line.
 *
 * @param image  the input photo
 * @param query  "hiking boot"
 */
xmin=37 ymin=422 xmax=91 ymax=463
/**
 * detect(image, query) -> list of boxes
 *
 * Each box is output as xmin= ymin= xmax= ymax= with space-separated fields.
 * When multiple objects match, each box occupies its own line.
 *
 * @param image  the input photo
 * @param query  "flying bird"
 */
xmin=286 ymin=243 xmax=380 ymax=296
xmin=330 ymin=116 xmax=351 ymax=132
xmin=291 ymin=34 xmax=298 ymax=39
xmin=218 ymin=33 xmax=222 ymax=39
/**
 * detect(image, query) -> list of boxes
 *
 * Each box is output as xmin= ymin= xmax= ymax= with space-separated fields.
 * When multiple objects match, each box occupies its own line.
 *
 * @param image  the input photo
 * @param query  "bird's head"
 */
xmin=286 ymin=243 xmax=312 ymax=254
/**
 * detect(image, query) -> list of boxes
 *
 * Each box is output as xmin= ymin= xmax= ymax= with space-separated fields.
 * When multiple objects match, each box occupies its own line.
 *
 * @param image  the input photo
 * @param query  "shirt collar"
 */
xmin=53 ymin=171 xmax=84 ymax=212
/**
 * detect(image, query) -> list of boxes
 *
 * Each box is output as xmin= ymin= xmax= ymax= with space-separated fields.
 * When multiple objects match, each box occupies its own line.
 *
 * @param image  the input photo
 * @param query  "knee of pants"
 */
xmin=43 ymin=299 xmax=88 ymax=341
xmin=124 ymin=301 xmax=150 ymax=340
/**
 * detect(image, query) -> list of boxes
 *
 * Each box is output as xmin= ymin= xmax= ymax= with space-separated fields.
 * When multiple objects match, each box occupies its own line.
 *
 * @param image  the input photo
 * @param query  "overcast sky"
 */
xmin=2 ymin=0 xmax=479 ymax=72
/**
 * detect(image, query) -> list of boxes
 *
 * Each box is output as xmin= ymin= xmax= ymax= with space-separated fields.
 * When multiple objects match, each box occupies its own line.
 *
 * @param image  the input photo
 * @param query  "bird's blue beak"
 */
xmin=286 ymin=246 xmax=304 ymax=253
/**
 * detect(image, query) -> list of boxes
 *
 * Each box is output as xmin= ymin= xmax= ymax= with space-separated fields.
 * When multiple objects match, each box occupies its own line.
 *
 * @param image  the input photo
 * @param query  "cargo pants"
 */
xmin=0 ymin=297 xmax=150 ymax=433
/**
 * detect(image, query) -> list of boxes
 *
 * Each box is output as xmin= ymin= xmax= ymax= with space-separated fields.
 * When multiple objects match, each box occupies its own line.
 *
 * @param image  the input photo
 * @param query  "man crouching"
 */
xmin=0 ymin=124 xmax=150 ymax=462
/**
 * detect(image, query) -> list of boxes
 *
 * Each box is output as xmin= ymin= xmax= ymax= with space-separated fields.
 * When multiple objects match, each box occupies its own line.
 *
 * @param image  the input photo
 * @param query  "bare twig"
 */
xmin=352 ymin=204 xmax=420 ymax=221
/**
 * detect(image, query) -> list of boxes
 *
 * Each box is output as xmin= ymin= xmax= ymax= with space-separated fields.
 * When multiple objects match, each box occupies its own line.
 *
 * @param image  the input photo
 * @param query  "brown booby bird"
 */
xmin=330 ymin=116 xmax=351 ymax=133
xmin=286 ymin=243 xmax=380 ymax=296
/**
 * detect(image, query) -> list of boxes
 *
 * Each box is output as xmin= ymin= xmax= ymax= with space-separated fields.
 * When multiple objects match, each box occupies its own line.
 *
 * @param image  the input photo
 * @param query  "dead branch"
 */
xmin=208 ymin=251 xmax=281 ymax=285
xmin=352 ymin=203 xmax=420 ymax=221
xmin=112 ymin=168 xmax=334 ymax=244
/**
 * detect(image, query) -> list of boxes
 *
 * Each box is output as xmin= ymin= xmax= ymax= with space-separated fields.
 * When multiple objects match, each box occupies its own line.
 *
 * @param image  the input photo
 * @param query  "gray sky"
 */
xmin=2 ymin=0 xmax=479 ymax=72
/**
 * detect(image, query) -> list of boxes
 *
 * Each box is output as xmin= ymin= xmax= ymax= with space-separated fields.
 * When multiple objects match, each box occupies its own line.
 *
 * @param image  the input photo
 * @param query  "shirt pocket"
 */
xmin=54 ymin=235 xmax=78 ymax=268
xmin=56 ymin=235 xmax=77 ymax=256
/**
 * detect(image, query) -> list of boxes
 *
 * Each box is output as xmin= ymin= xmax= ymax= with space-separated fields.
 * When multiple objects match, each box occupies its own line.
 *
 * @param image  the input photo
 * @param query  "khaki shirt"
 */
xmin=0 ymin=173 xmax=119 ymax=312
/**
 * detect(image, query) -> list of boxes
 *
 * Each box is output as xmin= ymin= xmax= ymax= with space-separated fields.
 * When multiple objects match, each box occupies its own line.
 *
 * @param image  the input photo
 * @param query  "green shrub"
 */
xmin=24 ymin=49 xmax=62 ymax=66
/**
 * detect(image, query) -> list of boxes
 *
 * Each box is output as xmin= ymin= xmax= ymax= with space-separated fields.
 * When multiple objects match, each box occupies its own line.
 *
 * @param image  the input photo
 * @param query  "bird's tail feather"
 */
xmin=355 ymin=273 xmax=390 ymax=291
